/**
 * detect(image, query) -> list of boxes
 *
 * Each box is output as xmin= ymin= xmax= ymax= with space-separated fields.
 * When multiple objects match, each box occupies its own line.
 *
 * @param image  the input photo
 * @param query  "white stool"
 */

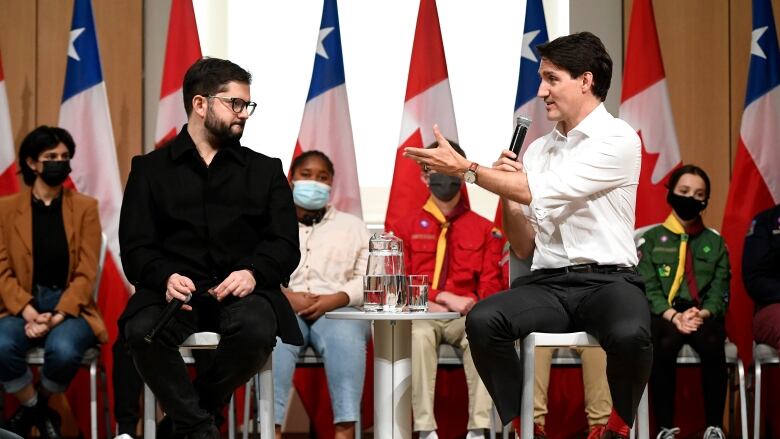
xmin=753 ymin=343 xmax=779 ymax=439
xmin=520 ymin=332 xmax=649 ymax=439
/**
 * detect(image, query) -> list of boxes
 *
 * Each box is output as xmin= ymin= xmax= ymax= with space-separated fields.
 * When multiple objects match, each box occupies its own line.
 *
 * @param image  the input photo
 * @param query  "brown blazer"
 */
xmin=0 ymin=187 xmax=108 ymax=343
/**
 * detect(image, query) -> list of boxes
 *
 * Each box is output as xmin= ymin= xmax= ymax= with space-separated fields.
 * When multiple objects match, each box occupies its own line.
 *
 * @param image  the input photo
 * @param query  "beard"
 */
xmin=204 ymin=105 xmax=245 ymax=147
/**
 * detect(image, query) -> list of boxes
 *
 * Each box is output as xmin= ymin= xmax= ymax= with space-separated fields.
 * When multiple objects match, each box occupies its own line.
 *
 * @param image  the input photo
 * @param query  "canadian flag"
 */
xmin=722 ymin=0 xmax=780 ymax=368
xmin=155 ymin=0 xmax=201 ymax=149
xmin=290 ymin=0 xmax=362 ymax=217
xmin=384 ymin=0 xmax=458 ymax=232
xmin=0 ymin=49 xmax=19 ymax=196
xmin=619 ymin=0 xmax=681 ymax=228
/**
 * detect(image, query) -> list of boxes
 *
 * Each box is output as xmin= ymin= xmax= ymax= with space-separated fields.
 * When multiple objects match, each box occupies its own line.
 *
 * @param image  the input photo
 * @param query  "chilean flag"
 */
xmin=0 ymin=49 xmax=19 ymax=196
xmin=155 ymin=0 xmax=201 ymax=149
xmin=722 ymin=0 xmax=780 ymax=367
xmin=289 ymin=1 xmax=370 ymax=436
xmin=494 ymin=0 xmax=553 ymax=228
xmin=58 ymin=0 xmax=129 ymax=433
xmin=619 ymin=0 xmax=681 ymax=228
xmin=385 ymin=0 xmax=458 ymax=232
xmin=291 ymin=0 xmax=362 ymax=218
xmin=513 ymin=0 xmax=554 ymax=158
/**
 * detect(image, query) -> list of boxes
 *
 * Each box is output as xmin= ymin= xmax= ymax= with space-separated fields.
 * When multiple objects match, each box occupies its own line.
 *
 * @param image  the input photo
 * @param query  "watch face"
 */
xmin=464 ymin=170 xmax=476 ymax=184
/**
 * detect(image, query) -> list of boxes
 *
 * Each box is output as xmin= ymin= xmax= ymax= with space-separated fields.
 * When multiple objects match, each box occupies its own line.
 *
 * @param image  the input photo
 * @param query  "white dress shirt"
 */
xmin=288 ymin=206 xmax=371 ymax=306
xmin=522 ymin=103 xmax=641 ymax=270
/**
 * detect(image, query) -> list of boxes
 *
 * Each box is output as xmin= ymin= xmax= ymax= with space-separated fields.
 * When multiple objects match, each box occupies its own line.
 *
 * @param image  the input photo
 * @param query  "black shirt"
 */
xmin=31 ymin=192 xmax=69 ymax=289
xmin=118 ymin=125 xmax=303 ymax=344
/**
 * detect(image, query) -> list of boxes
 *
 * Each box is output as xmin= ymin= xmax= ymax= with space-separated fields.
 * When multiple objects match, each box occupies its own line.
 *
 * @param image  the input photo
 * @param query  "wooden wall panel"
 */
xmin=654 ymin=0 xmax=731 ymax=230
xmin=36 ymin=0 xmax=71 ymax=129
xmin=0 ymin=1 xmax=37 ymax=156
xmin=93 ymin=0 xmax=143 ymax=184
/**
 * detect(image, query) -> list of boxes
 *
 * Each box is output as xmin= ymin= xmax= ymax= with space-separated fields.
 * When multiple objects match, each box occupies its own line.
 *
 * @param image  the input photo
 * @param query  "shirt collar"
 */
xmin=552 ymin=103 xmax=609 ymax=140
xmin=169 ymin=124 xmax=246 ymax=166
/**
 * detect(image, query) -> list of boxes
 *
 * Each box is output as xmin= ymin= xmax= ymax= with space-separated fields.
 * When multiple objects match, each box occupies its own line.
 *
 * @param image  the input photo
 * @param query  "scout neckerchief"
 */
xmin=422 ymin=197 xmax=468 ymax=289
xmin=661 ymin=213 xmax=705 ymax=305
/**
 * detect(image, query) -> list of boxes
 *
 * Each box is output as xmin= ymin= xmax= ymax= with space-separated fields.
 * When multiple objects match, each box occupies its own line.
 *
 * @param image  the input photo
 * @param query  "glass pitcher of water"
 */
xmin=364 ymin=232 xmax=407 ymax=312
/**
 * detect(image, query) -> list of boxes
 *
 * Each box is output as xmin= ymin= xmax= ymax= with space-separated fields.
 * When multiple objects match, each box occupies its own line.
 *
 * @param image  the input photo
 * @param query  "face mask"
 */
xmin=39 ymin=160 xmax=72 ymax=187
xmin=428 ymin=173 xmax=462 ymax=202
xmin=667 ymin=192 xmax=707 ymax=221
xmin=292 ymin=180 xmax=331 ymax=210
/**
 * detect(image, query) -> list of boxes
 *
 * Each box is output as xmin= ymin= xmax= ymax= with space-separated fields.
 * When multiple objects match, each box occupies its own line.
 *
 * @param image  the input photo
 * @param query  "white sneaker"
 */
xmin=703 ymin=426 xmax=725 ymax=439
xmin=467 ymin=429 xmax=486 ymax=439
xmin=113 ymin=435 xmax=134 ymax=439
xmin=419 ymin=430 xmax=439 ymax=439
xmin=656 ymin=427 xmax=680 ymax=439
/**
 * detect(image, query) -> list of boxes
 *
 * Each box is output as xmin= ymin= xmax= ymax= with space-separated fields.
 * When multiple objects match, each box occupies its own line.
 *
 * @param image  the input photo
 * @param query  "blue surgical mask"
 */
xmin=292 ymin=180 xmax=331 ymax=210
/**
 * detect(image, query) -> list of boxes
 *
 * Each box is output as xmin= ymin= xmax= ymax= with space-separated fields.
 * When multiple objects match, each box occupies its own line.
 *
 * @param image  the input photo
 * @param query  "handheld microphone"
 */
xmin=509 ymin=116 xmax=532 ymax=160
xmin=144 ymin=294 xmax=190 ymax=343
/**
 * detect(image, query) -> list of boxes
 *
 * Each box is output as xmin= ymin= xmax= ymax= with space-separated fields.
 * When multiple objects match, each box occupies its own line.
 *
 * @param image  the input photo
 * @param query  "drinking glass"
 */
xmin=363 ymin=275 xmax=383 ymax=312
xmin=407 ymin=274 xmax=429 ymax=312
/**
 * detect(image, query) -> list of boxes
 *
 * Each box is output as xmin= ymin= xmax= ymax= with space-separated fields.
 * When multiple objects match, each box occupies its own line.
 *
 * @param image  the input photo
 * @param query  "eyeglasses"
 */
xmin=207 ymin=95 xmax=257 ymax=116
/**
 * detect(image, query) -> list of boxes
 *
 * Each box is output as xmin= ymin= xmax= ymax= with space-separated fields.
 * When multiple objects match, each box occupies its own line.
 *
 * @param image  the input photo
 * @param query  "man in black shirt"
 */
xmin=118 ymin=58 xmax=302 ymax=439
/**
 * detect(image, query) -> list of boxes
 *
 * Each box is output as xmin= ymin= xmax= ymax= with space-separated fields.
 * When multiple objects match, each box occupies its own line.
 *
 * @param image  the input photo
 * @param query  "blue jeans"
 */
xmin=272 ymin=307 xmax=370 ymax=425
xmin=0 ymin=285 xmax=98 ymax=393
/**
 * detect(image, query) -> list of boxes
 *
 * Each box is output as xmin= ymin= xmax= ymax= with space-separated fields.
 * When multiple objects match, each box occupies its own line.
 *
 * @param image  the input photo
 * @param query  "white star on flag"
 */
xmin=316 ymin=26 xmax=335 ymax=59
xmin=521 ymin=29 xmax=541 ymax=62
xmin=751 ymin=26 xmax=768 ymax=59
xmin=68 ymin=27 xmax=85 ymax=61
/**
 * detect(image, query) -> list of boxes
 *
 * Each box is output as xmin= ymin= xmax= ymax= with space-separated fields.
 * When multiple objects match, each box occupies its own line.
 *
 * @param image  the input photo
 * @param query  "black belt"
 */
xmin=533 ymin=263 xmax=637 ymax=275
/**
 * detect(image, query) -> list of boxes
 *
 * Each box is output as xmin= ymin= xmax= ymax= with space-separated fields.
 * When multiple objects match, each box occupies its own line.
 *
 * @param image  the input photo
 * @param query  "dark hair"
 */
xmin=182 ymin=57 xmax=252 ymax=116
xmin=426 ymin=139 xmax=467 ymax=159
xmin=290 ymin=150 xmax=335 ymax=177
xmin=666 ymin=164 xmax=711 ymax=200
xmin=18 ymin=126 xmax=76 ymax=186
xmin=536 ymin=32 xmax=613 ymax=101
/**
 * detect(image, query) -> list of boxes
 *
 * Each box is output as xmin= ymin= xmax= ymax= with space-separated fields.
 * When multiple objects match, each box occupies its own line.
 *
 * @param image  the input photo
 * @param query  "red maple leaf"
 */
xmin=635 ymin=130 xmax=677 ymax=227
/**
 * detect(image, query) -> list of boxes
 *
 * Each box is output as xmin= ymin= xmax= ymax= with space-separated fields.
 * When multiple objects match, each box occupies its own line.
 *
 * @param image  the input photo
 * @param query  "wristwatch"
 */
xmin=464 ymin=162 xmax=479 ymax=184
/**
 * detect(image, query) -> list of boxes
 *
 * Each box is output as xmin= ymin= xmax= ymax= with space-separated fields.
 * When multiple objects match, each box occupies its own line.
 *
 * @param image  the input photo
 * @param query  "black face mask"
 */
xmin=428 ymin=173 xmax=462 ymax=202
xmin=667 ymin=192 xmax=707 ymax=221
xmin=39 ymin=160 xmax=72 ymax=187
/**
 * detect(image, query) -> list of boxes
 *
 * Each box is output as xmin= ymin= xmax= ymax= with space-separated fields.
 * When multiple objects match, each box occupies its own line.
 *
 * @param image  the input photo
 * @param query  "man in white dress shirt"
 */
xmin=404 ymin=32 xmax=651 ymax=439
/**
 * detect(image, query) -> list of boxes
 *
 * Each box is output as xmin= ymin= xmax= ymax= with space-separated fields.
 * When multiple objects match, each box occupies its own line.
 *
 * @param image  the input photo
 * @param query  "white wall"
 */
xmin=149 ymin=1 xmax=619 ymax=224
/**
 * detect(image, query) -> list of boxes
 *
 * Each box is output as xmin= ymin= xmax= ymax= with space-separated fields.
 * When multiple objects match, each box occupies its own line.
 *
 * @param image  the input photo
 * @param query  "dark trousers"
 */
xmin=465 ymin=271 xmax=652 ymax=426
xmin=112 ymin=333 xmax=143 ymax=435
xmin=753 ymin=303 xmax=780 ymax=351
xmin=650 ymin=314 xmax=727 ymax=428
xmin=124 ymin=293 xmax=277 ymax=435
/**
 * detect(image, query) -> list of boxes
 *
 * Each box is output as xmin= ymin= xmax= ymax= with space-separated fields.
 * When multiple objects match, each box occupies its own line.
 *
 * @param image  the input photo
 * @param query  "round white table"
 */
xmin=326 ymin=309 xmax=460 ymax=439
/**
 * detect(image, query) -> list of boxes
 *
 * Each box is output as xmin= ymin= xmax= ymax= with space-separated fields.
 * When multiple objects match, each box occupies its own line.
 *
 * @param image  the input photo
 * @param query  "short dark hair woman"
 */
xmin=0 ymin=126 xmax=107 ymax=438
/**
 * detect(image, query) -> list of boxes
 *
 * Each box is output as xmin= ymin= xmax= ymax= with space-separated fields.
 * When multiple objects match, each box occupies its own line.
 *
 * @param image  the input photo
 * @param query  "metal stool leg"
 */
xmin=90 ymin=360 xmax=97 ymax=439
xmin=520 ymin=337 xmax=535 ymax=439
xmin=259 ymin=356 xmax=274 ymax=438
xmin=243 ymin=379 xmax=252 ymax=439
xmin=144 ymin=384 xmax=156 ymax=439
xmin=229 ymin=394 xmax=236 ymax=439
xmin=754 ymin=361 xmax=763 ymax=439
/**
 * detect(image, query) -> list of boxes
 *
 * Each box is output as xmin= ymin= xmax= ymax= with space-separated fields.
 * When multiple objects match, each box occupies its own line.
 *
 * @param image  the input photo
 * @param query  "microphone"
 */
xmin=509 ymin=116 xmax=532 ymax=160
xmin=144 ymin=294 xmax=191 ymax=343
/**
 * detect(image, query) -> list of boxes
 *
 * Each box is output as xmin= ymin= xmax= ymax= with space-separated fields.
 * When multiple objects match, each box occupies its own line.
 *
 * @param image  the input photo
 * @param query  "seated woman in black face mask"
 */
xmin=0 ymin=126 xmax=106 ymax=439
xmin=636 ymin=165 xmax=730 ymax=439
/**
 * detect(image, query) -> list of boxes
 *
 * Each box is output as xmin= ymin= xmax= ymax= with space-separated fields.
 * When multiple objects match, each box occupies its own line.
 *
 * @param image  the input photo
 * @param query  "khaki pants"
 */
xmin=534 ymin=347 xmax=611 ymax=427
xmin=412 ymin=317 xmax=493 ymax=431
